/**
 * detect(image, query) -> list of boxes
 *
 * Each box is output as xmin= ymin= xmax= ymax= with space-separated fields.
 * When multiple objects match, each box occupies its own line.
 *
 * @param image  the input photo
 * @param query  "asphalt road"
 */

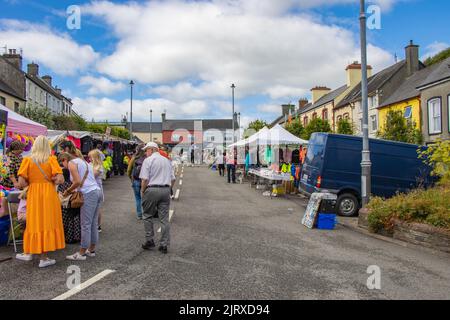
xmin=0 ymin=165 xmax=449 ymax=300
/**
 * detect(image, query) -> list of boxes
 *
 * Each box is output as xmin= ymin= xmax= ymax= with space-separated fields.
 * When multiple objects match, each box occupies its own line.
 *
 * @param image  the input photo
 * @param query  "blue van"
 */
xmin=299 ymin=133 xmax=433 ymax=217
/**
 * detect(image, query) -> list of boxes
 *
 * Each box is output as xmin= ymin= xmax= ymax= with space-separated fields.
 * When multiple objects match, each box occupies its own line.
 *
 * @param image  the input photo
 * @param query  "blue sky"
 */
xmin=0 ymin=0 xmax=449 ymax=127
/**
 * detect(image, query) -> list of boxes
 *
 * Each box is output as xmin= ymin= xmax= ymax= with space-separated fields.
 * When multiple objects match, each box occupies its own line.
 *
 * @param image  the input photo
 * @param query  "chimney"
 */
xmin=310 ymin=86 xmax=331 ymax=104
xmin=282 ymin=104 xmax=295 ymax=117
xmin=299 ymin=98 xmax=308 ymax=109
xmin=27 ymin=63 xmax=39 ymax=76
xmin=55 ymin=86 xmax=62 ymax=95
xmin=405 ymin=40 xmax=420 ymax=77
xmin=161 ymin=112 xmax=166 ymax=122
xmin=42 ymin=75 xmax=52 ymax=86
xmin=346 ymin=61 xmax=373 ymax=88
xmin=3 ymin=49 xmax=23 ymax=70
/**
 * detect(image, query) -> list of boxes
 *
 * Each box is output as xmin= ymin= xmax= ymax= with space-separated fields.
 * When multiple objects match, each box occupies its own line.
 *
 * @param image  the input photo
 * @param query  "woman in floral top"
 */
xmin=3 ymin=141 xmax=25 ymax=189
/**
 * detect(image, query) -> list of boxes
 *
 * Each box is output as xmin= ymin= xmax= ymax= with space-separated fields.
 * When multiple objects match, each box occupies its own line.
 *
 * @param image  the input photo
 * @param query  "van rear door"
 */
xmin=300 ymin=133 xmax=327 ymax=195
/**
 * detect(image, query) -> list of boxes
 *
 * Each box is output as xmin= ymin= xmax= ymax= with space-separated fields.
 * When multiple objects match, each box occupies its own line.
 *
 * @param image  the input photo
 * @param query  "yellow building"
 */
xmin=0 ymin=79 xmax=26 ymax=112
xmin=377 ymin=63 xmax=438 ymax=133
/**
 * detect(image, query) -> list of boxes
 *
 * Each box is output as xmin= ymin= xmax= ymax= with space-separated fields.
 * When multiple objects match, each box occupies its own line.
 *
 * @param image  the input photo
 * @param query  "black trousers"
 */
xmin=227 ymin=164 xmax=236 ymax=183
xmin=218 ymin=164 xmax=225 ymax=176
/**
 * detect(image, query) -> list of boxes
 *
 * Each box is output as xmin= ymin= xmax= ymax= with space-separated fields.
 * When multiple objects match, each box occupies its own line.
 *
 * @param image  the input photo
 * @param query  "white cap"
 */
xmin=142 ymin=142 xmax=159 ymax=151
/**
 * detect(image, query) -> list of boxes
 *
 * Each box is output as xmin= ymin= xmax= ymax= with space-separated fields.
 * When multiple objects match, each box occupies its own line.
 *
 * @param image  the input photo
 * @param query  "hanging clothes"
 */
xmin=291 ymin=149 xmax=300 ymax=164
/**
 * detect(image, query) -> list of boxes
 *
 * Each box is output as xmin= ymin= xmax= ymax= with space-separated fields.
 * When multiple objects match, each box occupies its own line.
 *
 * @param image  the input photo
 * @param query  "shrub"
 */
xmin=418 ymin=139 xmax=450 ymax=185
xmin=302 ymin=118 xmax=332 ymax=140
xmin=336 ymin=118 xmax=354 ymax=135
xmin=367 ymin=184 xmax=450 ymax=232
xmin=377 ymin=110 xmax=423 ymax=145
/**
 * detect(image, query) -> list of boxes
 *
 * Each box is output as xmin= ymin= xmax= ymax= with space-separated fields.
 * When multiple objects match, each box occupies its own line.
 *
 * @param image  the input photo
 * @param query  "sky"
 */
xmin=0 ymin=0 xmax=449 ymax=128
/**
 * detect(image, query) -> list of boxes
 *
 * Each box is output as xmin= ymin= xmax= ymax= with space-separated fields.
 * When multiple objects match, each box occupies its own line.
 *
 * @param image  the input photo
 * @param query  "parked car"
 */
xmin=299 ymin=133 xmax=433 ymax=217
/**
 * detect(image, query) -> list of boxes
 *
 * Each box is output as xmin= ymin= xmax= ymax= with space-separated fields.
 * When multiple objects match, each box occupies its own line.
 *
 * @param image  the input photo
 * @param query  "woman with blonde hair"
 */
xmin=15 ymin=136 xmax=65 ymax=268
xmin=59 ymin=149 xmax=101 ymax=261
xmin=88 ymin=149 xmax=105 ymax=232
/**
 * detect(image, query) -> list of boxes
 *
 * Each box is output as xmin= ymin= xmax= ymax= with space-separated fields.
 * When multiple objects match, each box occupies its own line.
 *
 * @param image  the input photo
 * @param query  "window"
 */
xmin=337 ymin=115 xmax=342 ymax=122
xmin=428 ymin=98 xmax=442 ymax=134
xmin=303 ymin=116 xmax=308 ymax=126
xmin=322 ymin=109 xmax=328 ymax=121
xmin=14 ymin=102 xmax=19 ymax=112
xmin=344 ymin=113 xmax=349 ymax=120
xmin=210 ymin=136 xmax=215 ymax=142
xmin=370 ymin=115 xmax=378 ymax=132
xmin=404 ymin=106 xmax=412 ymax=119
xmin=448 ymin=95 xmax=450 ymax=133
xmin=312 ymin=113 xmax=317 ymax=120
xmin=0 ymin=96 xmax=5 ymax=106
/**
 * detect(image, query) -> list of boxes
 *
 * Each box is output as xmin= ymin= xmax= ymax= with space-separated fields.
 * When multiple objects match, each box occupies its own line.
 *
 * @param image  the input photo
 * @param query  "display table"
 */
xmin=248 ymin=168 xmax=291 ymax=198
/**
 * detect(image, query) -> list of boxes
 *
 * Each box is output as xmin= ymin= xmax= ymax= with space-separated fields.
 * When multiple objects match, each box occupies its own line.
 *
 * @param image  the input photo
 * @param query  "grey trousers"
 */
xmin=80 ymin=189 xmax=102 ymax=249
xmin=142 ymin=187 xmax=171 ymax=247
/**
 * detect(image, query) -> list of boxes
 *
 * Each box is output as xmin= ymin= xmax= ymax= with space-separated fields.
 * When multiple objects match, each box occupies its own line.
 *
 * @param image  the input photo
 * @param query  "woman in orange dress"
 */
xmin=15 ymin=136 xmax=65 ymax=268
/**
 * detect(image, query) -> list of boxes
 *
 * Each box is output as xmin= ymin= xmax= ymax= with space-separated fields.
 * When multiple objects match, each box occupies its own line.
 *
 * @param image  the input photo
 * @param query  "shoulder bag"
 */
xmin=69 ymin=161 xmax=89 ymax=209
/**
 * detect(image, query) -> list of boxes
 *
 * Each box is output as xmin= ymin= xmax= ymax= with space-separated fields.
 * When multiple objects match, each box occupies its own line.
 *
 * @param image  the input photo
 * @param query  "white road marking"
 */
xmin=179 ymin=180 xmax=183 ymax=186
xmin=52 ymin=269 xmax=115 ymax=300
xmin=175 ymin=189 xmax=180 ymax=200
xmin=180 ymin=174 xmax=184 ymax=179
xmin=158 ymin=210 xmax=174 ymax=233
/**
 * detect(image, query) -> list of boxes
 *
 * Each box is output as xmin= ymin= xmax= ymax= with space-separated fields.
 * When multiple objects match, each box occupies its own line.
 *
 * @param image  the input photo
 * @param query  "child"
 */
xmin=88 ymin=149 xmax=105 ymax=232
xmin=17 ymin=187 xmax=28 ymax=223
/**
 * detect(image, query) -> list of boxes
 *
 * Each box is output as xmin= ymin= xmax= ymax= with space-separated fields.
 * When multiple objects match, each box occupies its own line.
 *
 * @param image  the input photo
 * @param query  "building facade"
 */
xmin=0 ymin=49 xmax=26 ymax=111
xmin=417 ymin=57 xmax=450 ymax=143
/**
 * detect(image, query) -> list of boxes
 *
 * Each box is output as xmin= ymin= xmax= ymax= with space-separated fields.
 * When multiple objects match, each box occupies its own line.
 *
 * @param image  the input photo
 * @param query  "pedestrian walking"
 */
xmin=226 ymin=149 xmax=236 ymax=184
xmin=59 ymin=152 xmax=102 ymax=261
xmin=15 ymin=136 xmax=65 ymax=268
xmin=127 ymin=146 xmax=147 ymax=220
xmin=140 ymin=142 xmax=176 ymax=254
xmin=216 ymin=151 xmax=225 ymax=176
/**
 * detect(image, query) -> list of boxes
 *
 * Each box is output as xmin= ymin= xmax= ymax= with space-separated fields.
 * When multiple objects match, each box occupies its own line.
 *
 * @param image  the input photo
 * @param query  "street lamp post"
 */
xmin=231 ymin=84 xmax=236 ymax=143
xmin=129 ymin=80 xmax=134 ymax=141
xmin=238 ymin=112 xmax=241 ymax=140
xmin=149 ymin=109 xmax=153 ymax=142
xmin=360 ymin=0 xmax=372 ymax=206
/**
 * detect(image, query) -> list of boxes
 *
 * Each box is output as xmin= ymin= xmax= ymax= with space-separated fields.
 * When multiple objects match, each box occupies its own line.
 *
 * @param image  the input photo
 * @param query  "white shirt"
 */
xmin=70 ymin=158 xmax=100 ymax=194
xmin=140 ymin=152 xmax=176 ymax=186
xmin=215 ymin=154 xmax=224 ymax=165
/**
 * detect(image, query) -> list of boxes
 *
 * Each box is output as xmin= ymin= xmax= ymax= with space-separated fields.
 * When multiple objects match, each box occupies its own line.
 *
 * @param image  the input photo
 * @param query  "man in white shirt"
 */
xmin=139 ymin=142 xmax=176 ymax=254
xmin=215 ymin=150 xmax=225 ymax=176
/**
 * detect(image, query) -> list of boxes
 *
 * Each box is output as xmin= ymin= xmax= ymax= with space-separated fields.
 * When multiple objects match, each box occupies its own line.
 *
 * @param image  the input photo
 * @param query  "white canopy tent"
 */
xmin=229 ymin=125 xmax=307 ymax=147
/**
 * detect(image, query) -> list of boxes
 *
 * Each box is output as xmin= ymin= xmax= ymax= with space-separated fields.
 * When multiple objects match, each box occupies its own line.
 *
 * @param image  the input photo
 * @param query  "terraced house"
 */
xmin=298 ymin=62 xmax=372 ymax=130
xmin=334 ymin=41 xmax=423 ymax=137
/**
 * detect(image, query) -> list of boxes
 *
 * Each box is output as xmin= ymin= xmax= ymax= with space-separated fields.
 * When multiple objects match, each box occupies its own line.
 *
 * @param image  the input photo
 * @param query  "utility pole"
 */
xmin=149 ymin=109 xmax=153 ymax=142
xmin=360 ymin=0 xmax=372 ymax=206
xmin=231 ymin=84 xmax=236 ymax=144
xmin=129 ymin=80 xmax=134 ymax=141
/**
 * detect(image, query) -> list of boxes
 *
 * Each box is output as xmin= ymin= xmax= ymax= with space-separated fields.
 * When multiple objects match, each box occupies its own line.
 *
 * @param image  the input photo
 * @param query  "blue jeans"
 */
xmin=132 ymin=180 xmax=143 ymax=218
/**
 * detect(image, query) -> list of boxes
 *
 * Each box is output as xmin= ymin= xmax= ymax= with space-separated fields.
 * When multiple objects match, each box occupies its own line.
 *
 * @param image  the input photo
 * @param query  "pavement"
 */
xmin=0 ymin=166 xmax=449 ymax=300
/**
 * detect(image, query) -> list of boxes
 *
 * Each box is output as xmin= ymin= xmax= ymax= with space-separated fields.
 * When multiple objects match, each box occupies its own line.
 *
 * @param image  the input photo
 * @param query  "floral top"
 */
xmin=3 ymin=153 xmax=23 ymax=188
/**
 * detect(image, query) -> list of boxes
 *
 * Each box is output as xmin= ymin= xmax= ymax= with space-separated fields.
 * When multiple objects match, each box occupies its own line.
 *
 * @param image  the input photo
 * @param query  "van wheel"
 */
xmin=337 ymin=193 xmax=359 ymax=217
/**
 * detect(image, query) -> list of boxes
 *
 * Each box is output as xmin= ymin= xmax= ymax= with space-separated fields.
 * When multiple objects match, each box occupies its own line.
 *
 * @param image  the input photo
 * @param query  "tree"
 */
xmin=302 ymin=118 xmax=332 ymax=140
xmin=285 ymin=118 xmax=305 ymax=138
xmin=424 ymin=47 xmax=450 ymax=66
xmin=418 ymin=139 xmax=450 ymax=185
xmin=336 ymin=118 xmax=354 ymax=135
xmin=52 ymin=115 xmax=80 ymax=130
xmin=19 ymin=102 xmax=54 ymax=128
xmin=244 ymin=120 xmax=268 ymax=138
xmin=377 ymin=110 xmax=422 ymax=145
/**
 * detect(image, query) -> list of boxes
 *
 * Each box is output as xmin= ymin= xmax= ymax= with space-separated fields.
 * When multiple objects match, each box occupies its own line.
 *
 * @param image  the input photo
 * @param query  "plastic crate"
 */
xmin=0 ymin=216 xmax=10 ymax=246
xmin=317 ymin=213 xmax=337 ymax=230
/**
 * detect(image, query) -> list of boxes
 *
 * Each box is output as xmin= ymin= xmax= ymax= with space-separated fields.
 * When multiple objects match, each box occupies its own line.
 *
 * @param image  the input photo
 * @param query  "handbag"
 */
xmin=69 ymin=162 xmax=89 ymax=209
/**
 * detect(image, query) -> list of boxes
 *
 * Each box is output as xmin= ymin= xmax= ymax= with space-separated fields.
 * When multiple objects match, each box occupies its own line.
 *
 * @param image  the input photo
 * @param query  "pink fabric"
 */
xmin=1 ymin=104 xmax=47 ymax=137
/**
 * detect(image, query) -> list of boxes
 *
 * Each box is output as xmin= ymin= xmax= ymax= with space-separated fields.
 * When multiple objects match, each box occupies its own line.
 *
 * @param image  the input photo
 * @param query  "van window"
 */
xmin=306 ymin=135 xmax=326 ymax=168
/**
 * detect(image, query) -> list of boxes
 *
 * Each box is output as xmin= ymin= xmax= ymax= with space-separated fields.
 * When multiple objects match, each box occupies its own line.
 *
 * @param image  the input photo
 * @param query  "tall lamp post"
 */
xmin=149 ymin=109 xmax=153 ymax=142
xmin=231 ymin=83 xmax=236 ymax=143
xmin=129 ymin=80 xmax=135 ymax=141
xmin=238 ymin=112 xmax=241 ymax=140
xmin=360 ymin=0 xmax=371 ymax=206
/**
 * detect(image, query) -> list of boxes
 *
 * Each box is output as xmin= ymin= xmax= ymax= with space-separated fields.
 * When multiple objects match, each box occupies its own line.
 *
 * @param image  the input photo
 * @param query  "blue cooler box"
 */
xmin=317 ymin=213 xmax=337 ymax=230
xmin=0 ymin=216 xmax=10 ymax=245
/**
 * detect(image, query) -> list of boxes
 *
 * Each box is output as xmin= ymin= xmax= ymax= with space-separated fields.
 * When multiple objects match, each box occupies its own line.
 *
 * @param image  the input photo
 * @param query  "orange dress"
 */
xmin=18 ymin=156 xmax=65 ymax=254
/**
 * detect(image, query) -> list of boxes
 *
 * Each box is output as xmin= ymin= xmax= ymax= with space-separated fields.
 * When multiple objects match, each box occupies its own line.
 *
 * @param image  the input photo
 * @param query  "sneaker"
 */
xmin=85 ymin=250 xmax=96 ymax=257
xmin=39 ymin=259 xmax=56 ymax=268
xmin=16 ymin=253 xmax=33 ymax=262
xmin=137 ymin=216 xmax=143 ymax=220
xmin=98 ymin=226 xmax=102 ymax=233
xmin=142 ymin=240 xmax=156 ymax=250
xmin=66 ymin=252 xmax=87 ymax=261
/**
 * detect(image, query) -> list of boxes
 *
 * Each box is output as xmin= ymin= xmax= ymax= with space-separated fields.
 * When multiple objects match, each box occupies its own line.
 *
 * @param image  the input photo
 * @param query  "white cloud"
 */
xmin=83 ymin=0 xmax=393 ymax=101
xmin=72 ymin=96 xmax=210 ymax=122
xmin=421 ymin=42 xmax=450 ymax=61
xmin=79 ymin=76 xmax=126 ymax=95
xmin=257 ymin=104 xmax=283 ymax=114
xmin=0 ymin=19 xmax=98 ymax=76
